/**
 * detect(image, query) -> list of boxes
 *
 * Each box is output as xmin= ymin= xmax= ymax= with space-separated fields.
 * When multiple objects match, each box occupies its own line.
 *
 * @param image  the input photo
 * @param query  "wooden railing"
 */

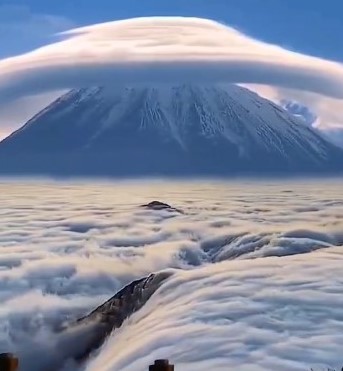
xmin=2 ymin=353 xmax=341 ymax=371
xmin=149 ymin=359 xmax=174 ymax=370
xmin=0 ymin=353 xmax=174 ymax=370
xmin=0 ymin=353 xmax=18 ymax=371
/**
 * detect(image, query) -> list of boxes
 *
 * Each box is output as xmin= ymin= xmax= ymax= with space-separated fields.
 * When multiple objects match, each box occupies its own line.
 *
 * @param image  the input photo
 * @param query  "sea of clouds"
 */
xmin=0 ymin=179 xmax=342 ymax=371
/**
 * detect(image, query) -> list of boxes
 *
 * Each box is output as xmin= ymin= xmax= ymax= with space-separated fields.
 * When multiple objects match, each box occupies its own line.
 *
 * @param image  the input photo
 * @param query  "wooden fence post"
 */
xmin=149 ymin=359 xmax=174 ymax=371
xmin=0 ymin=353 xmax=19 ymax=371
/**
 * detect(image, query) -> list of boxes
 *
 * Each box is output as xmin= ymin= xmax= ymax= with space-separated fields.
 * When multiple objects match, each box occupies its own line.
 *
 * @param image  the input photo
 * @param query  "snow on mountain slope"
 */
xmin=0 ymin=84 xmax=342 ymax=176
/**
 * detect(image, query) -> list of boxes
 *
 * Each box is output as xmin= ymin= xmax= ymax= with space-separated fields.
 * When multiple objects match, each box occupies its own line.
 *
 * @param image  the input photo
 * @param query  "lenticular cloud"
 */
xmin=1 ymin=16 xmax=343 ymax=104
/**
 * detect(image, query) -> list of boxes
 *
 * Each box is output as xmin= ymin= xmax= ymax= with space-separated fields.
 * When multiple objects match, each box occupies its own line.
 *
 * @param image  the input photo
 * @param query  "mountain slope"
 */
xmin=0 ymin=84 xmax=342 ymax=176
xmin=68 ymin=272 xmax=171 ymax=364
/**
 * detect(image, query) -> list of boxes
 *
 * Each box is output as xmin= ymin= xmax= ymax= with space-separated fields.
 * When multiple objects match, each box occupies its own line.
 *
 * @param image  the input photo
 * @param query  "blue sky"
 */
xmin=1 ymin=0 xmax=343 ymax=62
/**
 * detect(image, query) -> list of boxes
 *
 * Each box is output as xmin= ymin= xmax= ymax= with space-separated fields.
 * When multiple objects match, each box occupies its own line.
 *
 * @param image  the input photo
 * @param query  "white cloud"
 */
xmin=0 ymin=180 xmax=343 ymax=370
xmin=0 ymin=91 xmax=65 ymax=140
xmin=88 ymin=249 xmax=343 ymax=371
xmin=238 ymin=83 xmax=343 ymax=142
xmin=0 ymin=5 xmax=73 ymax=139
xmin=1 ymin=17 xmax=343 ymax=102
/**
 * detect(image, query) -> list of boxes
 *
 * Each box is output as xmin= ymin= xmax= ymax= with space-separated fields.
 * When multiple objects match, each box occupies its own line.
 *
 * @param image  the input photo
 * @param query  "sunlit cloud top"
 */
xmin=1 ymin=16 xmax=343 ymax=104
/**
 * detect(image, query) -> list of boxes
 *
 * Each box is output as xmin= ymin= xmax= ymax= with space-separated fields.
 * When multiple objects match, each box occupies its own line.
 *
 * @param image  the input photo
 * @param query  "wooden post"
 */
xmin=149 ymin=359 xmax=174 ymax=371
xmin=0 ymin=353 xmax=19 ymax=371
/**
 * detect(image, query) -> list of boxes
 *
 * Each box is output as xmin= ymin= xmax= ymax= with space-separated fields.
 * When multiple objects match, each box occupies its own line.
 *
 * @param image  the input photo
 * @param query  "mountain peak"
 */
xmin=0 ymin=83 xmax=342 ymax=176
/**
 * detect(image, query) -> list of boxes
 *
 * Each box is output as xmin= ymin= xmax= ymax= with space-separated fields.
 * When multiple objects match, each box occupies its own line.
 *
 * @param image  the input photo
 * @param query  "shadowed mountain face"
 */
xmin=0 ymin=84 xmax=342 ymax=176
xmin=141 ymin=200 xmax=183 ymax=213
xmin=68 ymin=272 xmax=172 ymax=363
xmin=18 ymin=272 xmax=172 ymax=371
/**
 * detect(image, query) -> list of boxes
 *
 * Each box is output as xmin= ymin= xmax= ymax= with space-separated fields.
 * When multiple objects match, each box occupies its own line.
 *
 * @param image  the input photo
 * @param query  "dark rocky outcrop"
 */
xmin=17 ymin=272 xmax=172 ymax=371
xmin=141 ymin=201 xmax=183 ymax=213
xmin=67 ymin=272 xmax=172 ymax=363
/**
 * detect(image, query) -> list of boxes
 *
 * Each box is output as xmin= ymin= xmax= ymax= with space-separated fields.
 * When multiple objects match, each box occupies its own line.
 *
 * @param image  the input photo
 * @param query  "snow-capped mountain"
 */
xmin=0 ymin=84 xmax=342 ymax=176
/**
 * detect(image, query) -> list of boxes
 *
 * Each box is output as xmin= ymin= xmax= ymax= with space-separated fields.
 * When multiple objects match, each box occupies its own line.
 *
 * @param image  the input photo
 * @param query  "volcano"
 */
xmin=0 ymin=84 xmax=342 ymax=176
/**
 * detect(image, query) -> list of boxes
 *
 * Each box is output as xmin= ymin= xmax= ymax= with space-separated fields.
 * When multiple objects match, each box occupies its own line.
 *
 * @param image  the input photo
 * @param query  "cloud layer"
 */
xmin=240 ymin=83 xmax=343 ymax=139
xmin=0 ymin=179 xmax=342 ymax=370
xmin=0 ymin=91 xmax=65 ymax=140
xmin=1 ymin=16 xmax=343 ymax=105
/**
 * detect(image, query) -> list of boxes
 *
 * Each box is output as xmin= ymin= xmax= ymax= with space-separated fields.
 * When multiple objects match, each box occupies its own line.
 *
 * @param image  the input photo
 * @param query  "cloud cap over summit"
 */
xmin=1 ymin=17 xmax=343 ymax=104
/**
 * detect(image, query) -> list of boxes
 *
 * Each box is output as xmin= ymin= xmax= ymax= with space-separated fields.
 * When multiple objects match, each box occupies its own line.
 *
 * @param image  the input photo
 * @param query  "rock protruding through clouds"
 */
xmin=141 ymin=201 xmax=183 ymax=213
xmin=18 ymin=272 xmax=172 ymax=371
xmin=69 ymin=272 xmax=172 ymax=363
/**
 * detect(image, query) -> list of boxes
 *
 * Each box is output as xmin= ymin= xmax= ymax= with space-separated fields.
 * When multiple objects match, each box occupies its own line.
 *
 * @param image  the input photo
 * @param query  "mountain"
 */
xmin=20 ymin=272 xmax=171 ymax=371
xmin=67 ymin=272 xmax=171 ymax=364
xmin=0 ymin=84 xmax=342 ymax=176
